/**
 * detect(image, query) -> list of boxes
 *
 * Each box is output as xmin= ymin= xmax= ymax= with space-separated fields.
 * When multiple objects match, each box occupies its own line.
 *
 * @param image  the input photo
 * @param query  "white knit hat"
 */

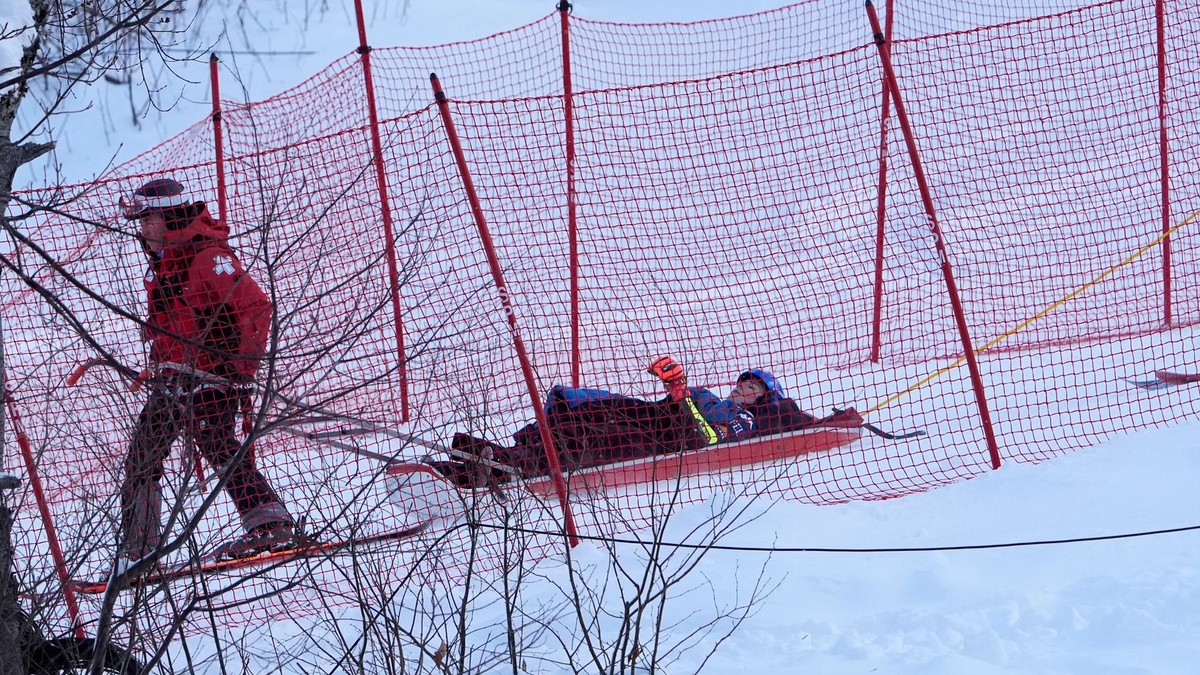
xmin=121 ymin=178 xmax=190 ymax=221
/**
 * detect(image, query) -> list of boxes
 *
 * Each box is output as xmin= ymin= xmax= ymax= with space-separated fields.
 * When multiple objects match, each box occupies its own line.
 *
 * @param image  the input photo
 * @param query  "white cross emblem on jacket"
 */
xmin=213 ymin=255 xmax=235 ymax=276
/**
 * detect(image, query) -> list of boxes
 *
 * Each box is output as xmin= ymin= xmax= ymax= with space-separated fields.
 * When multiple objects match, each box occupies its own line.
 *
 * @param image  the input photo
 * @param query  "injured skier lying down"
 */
xmin=433 ymin=357 xmax=862 ymax=486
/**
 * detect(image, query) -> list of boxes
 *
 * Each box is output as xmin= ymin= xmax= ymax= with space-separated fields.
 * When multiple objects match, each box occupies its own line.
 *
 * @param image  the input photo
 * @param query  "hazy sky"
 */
xmin=36 ymin=0 xmax=792 ymax=185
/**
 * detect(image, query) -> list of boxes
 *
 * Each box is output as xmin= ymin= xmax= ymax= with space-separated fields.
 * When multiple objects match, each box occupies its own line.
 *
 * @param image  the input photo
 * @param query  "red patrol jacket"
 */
xmin=143 ymin=205 xmax=272 ymax=381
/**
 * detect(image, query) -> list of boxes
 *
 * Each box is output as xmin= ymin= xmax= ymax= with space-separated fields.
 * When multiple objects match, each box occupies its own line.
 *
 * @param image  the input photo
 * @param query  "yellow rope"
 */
xmin=865 ymin=209 xmax=1200 ymax=415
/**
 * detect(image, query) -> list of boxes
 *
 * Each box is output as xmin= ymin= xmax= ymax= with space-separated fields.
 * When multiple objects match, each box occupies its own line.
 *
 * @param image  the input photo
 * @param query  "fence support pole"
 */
xmin=5 ymin=392 xmax=84 ymax=637
xmin=559 ymin=1 xmax=582 ymax=387
xmin=431 ymin=73 xmax=580 ymax=547
xmin=869 ymin=0 xmax=894 ymax=363
xmin=354 ymin=0 xmax=409 ymax=420
xmin=866 ymin=0 xmax=1001 ymax=469
xmin=1156 ymin=0 xmax=1171 ymax=325
xmin=209 ymin=54 xmax=229 ymax=223
xmin=204 ymin=55 xmax=241 ymax=482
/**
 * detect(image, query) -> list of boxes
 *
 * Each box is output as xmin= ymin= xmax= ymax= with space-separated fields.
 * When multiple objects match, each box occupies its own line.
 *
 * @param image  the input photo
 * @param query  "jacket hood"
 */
xmin=161 ymin=203 xmax=229 ymax=250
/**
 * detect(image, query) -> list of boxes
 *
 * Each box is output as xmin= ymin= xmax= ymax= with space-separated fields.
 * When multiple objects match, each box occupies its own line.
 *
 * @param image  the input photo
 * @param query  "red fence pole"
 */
xmin=559 ymin=1 xmax=582 ymax=388
xmin=353 ymin=0 xmax=409 ymax=421
xmin=4 ymin=391 xmax=84 ymax=638
xmin=430 ymin=73 xmax=580 ymax=547
xmin=207 ymin=54 xmax=235 ymax=483
xmin=869 ymin=0 xmax=894 ymax=363
xmin=1156 ymin=0 xmax=1171 ymax=325
xmin=209 ymin=54 xmax=229 ymax=223
xmin=865 ymin=0 xmax=1001 ymax=469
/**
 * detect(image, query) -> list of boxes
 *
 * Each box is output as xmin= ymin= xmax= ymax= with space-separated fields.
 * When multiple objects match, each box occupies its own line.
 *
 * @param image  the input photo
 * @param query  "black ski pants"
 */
xmin=119 ymin=381 xmax=286 ymax=559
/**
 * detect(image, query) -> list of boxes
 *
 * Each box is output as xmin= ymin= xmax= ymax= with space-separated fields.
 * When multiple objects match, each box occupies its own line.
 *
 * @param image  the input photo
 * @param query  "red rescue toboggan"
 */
xmin=386 ymin=411 xmax=869 ymax=502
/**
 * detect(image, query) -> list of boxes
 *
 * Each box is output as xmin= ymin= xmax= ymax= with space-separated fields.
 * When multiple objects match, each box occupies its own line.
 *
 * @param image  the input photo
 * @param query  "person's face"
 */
xmin=139 ymin=211 xmax=167 ymax=253
xmin=730 ymin=378 xmax=767 ymax=406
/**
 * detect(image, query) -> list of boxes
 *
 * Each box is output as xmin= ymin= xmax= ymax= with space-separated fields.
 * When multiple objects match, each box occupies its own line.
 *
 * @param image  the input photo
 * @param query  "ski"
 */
xmin=1127 ymin=370 xmax=1200 ymax=391
xmin=1127 ymin=377 xmax=1173 ymax=391
xmin=72 ymin=522 xmax=428 ymax=594
xmin=1154 ymin=370 xmax=1200 ymax=385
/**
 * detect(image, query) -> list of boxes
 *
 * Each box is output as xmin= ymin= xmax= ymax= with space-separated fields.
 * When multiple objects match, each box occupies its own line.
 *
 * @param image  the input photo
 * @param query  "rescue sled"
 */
xmin=385 ymin=421 xmax=864 ymax=511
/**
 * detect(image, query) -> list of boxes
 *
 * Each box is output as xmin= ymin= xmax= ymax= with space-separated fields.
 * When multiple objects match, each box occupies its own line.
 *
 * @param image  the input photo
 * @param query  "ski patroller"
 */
xmin=71 ymin=522 xmax=429 ymax=595
xmin=65 ymin=357 xmax=447 ymax=594
xmin=1127 ymin=370 xmax=1200 ymax=391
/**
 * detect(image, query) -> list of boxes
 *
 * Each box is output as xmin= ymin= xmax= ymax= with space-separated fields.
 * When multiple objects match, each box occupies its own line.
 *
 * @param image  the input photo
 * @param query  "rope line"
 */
xmin=866 ymin=209 xmax=1200 ymax=415
xmin=468 ymin=521 xmax=1200 ymax=553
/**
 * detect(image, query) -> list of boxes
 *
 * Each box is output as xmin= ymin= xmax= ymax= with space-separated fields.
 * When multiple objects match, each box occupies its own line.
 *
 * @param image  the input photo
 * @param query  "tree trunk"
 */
xmin=0 ymin=2 xmax=54 ymax=670
xmin=0 ymin=499 xmax=23 ymax=675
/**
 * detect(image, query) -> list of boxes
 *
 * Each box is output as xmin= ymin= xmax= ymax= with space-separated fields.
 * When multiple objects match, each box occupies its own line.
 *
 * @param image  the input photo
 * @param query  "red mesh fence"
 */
xmin=3 ymin=0 xmax=1199 ymax=642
